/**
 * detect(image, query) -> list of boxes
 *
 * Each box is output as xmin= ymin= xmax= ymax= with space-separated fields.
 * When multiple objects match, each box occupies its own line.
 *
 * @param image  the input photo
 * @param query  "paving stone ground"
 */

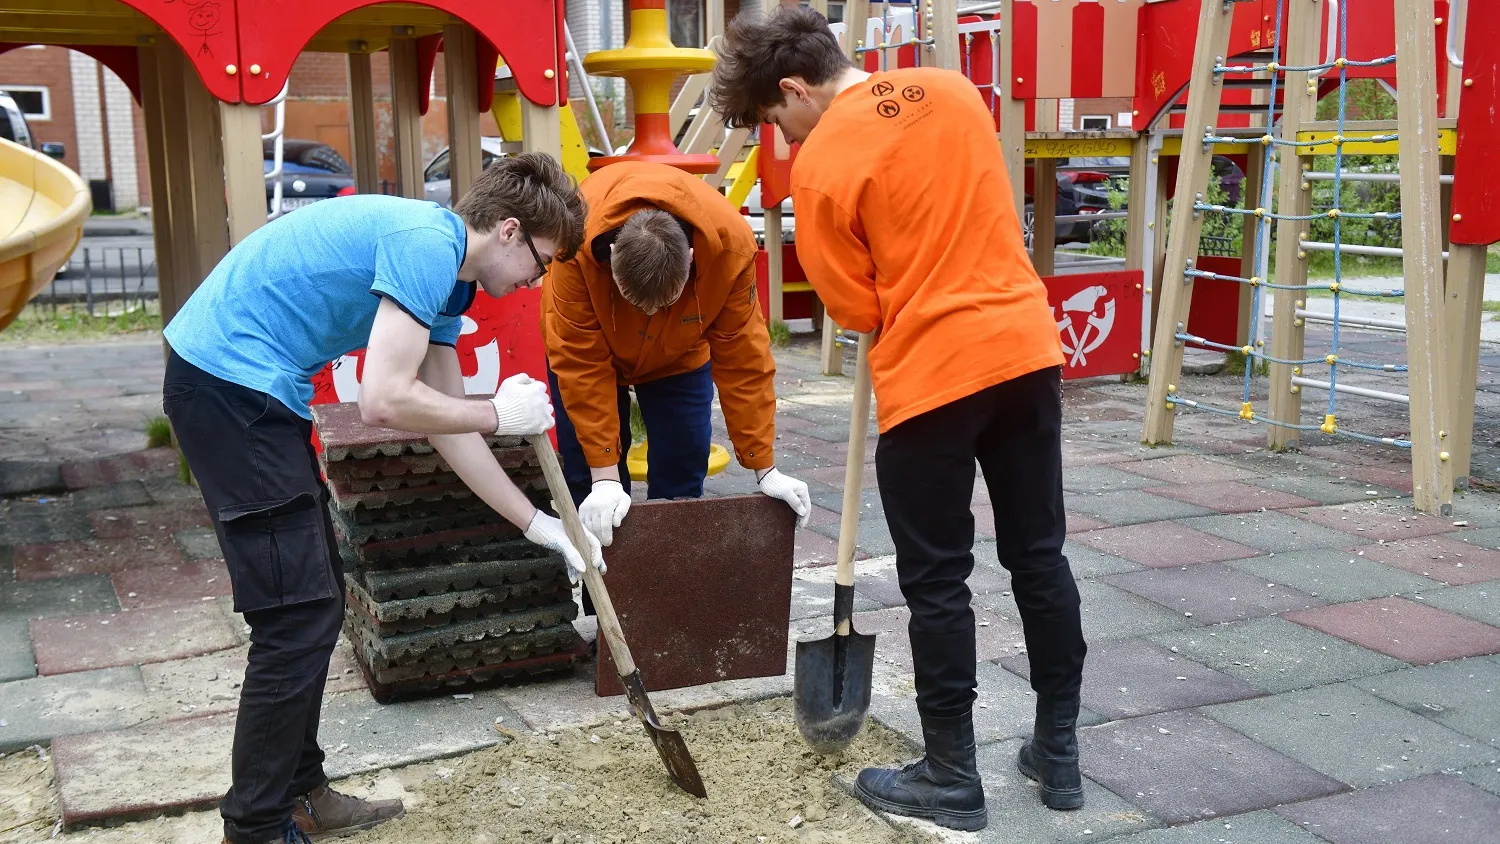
xmin=1 ymin=330 xmax=1499 ymax=841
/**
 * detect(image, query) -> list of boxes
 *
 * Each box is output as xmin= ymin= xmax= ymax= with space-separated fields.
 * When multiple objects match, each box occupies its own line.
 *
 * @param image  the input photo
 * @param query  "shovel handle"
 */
xmin=528 ymin=434 xmax=636 ymax=677
xmin=834 ymin=332 xmax=874 ymax=632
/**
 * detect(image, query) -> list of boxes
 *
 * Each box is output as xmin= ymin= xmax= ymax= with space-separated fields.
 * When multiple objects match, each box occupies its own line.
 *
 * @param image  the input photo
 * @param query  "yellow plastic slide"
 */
xmin=0 ymin=137 xmax=90 ymax=331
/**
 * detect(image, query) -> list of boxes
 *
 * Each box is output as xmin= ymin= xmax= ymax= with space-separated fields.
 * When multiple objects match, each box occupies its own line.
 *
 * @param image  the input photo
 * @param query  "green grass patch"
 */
xmin=177 ymin=452 xmax=193 ymax=485
xmin=145 ymin=416 xmax=173 ymax=449
xmin=1222 ymin=350 xmax=1268 ymax=377
xmin=768 ymin=319 xmax=791 ymax=349
xmin=1482 ymin=301 xmax=1500 ymax=314
xmin=1 ymin=302 xmax=161 ymax=344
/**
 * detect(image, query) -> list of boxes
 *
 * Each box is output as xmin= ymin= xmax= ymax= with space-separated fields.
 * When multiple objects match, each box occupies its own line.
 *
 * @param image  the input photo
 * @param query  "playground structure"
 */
xmin=0 ymin=135 xmax=90 ymax=331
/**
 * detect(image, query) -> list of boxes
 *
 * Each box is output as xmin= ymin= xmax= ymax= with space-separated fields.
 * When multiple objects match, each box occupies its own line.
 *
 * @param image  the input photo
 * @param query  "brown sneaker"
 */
xmin=291 ymin=784 xmax=404 ymax=839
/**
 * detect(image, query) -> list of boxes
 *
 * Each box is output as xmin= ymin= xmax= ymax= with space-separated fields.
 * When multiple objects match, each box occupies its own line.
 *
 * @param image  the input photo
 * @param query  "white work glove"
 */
xmin=524 ymin=509 xmax=605 ymax=585
xmin=758 ymin=467 xmax=811 ymax=528
xmin=579 ymin=479 xmax=632 ymax=546
xmin=489 ymin=373 xmax=554 ymax=436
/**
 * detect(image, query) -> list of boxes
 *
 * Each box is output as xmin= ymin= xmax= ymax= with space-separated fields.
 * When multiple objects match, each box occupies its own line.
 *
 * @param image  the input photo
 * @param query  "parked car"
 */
xmin=0 ymin=90 xmax=66 ymax=160
xmin=423 ymin=138 xmax=607 ymax=207
xmin=263 ymin=139 xmax=355 ymax=215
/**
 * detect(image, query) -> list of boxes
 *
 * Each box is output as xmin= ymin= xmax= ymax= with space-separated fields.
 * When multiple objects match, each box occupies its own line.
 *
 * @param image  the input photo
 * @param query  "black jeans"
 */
xmin=162 ymin=350 xmax=344 ymax=844
xmin=875 ymin=366 xmax=1086 ymax=718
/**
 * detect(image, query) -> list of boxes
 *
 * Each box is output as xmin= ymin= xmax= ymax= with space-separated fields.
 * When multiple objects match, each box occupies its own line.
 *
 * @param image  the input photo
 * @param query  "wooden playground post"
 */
xmin=389 ymin=35 xmax=426 ymax=199
xmin=155 ymin=44 xmax=204 ymax=306
xmin=1394 ymin=0 xmax=1455 ymax=516
xmin=997 ymin=0 xmax=1025 ymax=216
xmin=1125 ymin=132 xmax=1154 ymax=377
xmin=1140 ymin=0 xmax=1237 ymax=445
xmin=347 ymin=49 xmax=380 ymax=195
xmin=220 ymin=101 xmax=268 ymax=246
xmin=1237 ymin=149 xmax=1264 ymax=346
xmin=137 ymin=44 xmax=178 ymax=325
xmin=1031 ymin=157 xmax=1056 ymax=275
xmin=1445 ymin=244 xmax=1487 ymax=489
xmin=444 ymin=23 xmax=484 ymax=203
xmin=185 ymin=70 xmax=232 ymax=270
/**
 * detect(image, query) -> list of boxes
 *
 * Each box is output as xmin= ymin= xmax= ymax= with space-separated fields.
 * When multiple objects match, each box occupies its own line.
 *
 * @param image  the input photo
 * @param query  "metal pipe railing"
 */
xmin=1296 ymin=308 xmax=1407 ymax=332
xmin=564 ymin=23 xmax=613 ymax=154
xmin=1293 ymin=376 xmax=1409 ymax=404
xmin=261 ymin=81 xmax=290 ymax=220
xmin=1447 ymin=0 xmax=1464 ymax=68
xmin=1299 ymin=240 xmax=1449 ymax=261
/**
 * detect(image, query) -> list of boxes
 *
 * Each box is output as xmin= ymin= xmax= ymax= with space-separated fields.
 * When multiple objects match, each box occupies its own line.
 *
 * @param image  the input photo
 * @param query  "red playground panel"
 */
xmin=1041 ymin=270 xmax=1144 ymax=381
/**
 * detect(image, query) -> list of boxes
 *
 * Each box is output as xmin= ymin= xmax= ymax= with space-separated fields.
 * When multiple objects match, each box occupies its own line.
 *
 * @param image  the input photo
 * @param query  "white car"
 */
xmin=423 ymin=137 xmax=514 ymax=208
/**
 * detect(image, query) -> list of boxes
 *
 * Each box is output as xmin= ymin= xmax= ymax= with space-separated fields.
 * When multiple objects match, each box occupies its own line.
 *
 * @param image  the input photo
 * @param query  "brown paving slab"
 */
xmin=1274 ymin=774 xmax=1500 ymax=844
xmin=794 ymin=528 xmax=841 ymax=568
xmin=1354 ymin=536 xmax=1500 ymax=586
xmin=1282 ymin=597 xmax=1500 ymax=664
xmin=1076 ymin=521 xmax=1261 ymax=568
xmin=1342 ymin=465 xmax=1414 ymax=494
xmin=12 ymin=537 xmax=186 ymax=581
xmin=1145 ymin=481 xmax=1319 ymax=514
xmin=1287 ymin=502 xmax=1462 ymax=542
xmin=594 ymin=494 xmax=795 ymax=696
xmin=89 ymin=504 xmax=212 ymax=540
xmin=1119 ymin=454 xmax=1263 ymax=484
xmin=31 ymin=603 xmax=241 ymax=675
xmin=111 ymin=559 xmax=234 ymax=610
xmin=972 ymin=503 xmax=996 ymax=539
xmin=1061 ymin=445 xmax=1131 ymax=467
xmin=1104 ymin=564 xmax=1325 ymax=625
xmin=1066 ymin=512 xmax=1111 ymax=533
xmin=59 ymin=448 xmax=179 ymax=491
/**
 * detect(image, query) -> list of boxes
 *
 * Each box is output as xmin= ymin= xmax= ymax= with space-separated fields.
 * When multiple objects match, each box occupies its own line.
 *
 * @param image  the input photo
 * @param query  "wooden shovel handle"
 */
xmin=834 ymin=333 xmax=873 ymax=632
xmin=528 ymin=434 xmax=636 ymax=677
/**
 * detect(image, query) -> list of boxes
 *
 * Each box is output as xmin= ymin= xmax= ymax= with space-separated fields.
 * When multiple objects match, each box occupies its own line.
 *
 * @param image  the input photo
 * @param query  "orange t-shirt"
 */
xmin=791 ymin=67 xmax=1064 ymax=433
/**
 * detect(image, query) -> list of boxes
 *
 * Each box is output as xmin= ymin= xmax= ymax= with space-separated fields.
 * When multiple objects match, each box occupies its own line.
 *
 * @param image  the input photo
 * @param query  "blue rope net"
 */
xmin=1166 ymin=0 xmax=1409 ymax=448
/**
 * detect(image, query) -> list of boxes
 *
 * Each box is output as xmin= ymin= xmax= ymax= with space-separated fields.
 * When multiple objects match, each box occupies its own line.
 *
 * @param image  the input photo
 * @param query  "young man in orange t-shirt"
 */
xmin=712 ymin=7 xmax=1087 ymax=830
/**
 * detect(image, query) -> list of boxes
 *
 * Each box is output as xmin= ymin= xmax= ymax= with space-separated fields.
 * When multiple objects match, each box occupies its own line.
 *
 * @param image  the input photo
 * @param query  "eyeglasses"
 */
xmin=521 ymin=229 xmax=551 ymax=283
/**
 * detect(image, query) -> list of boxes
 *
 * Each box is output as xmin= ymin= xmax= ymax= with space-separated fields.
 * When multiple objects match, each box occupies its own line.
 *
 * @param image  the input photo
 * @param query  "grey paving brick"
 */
xmin=143 ymin=476 xmax=205 ymax=506
xmin=0 ymin=501 xmax=93 ymax=545
xmin=0 ymin=617 xmax=36 ymax=681
xmin=852 ymin=553 xmax=1010 ymax=607
xmin=1104 ymin=564 xmax=1325 ymax=625
xmin=68 ymin=481 xmax=153 ymax=511
xmin=1061 ymin=542 xmax=1146 ymax=579
xmin=996 ymin=580 xmax=1198 ymax=644
xmin=173 ymin=527 xmax=223 ymax=560
xmin=1066 ymin=491 xmax=1217 ymax=527
xmin=807 ymin=484 xmax=882 ymax=516
xmin=0 ymin=666 xmax=151 ymax=752
xmin=1078 ymin=709 xmax=1347 ymax=825
xmin=1273 ymin=774 xmax=1500 ymax=844
xmin=1063 ymin=465 xmax=1163 ymax=494
xmin=1355 ymin=658 xmax=1500 ymax=748
xmin=1422 ymin=584 xmax=1500 ymax=627
xmin=789 ymin=574 xmax=880 ymax=621
xmin=1179 ymin=511 xmax=1359 ymax=554
xmin=1227 ymin=548 xmax=1444 ymax=603
xmin=967 ymin=738 xmax=1155 ymax=842
xmin=317 ymin=688 xmax=522 ymax=780
xmin=0 ymin=573 xmax=119 ymax=621
xmin=1258 ymin=474 xmax=1405 ymax=506
xmin=807 ymin=515 xmax=896 ymax=558
xmin=1462 ymin=761 xmax=1500 ymax=798
xmin=1149 ymin=616 xmax=1406 ymax=694
xmin=1452 ymin=527 xmax=1500 ymax=552
xmin=1102 ymin=810 xmax=1330 ymax=844
xmin=1203 ymin=683 xmax=1497 ymax=788
xmin=0 ymin=460 xmax=63 ymax=496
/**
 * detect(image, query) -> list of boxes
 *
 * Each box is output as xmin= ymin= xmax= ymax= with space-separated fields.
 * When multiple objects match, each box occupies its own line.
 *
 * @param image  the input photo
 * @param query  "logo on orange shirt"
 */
xmin=877 ymin=100 xmax=902 ymax=118
xmin=901 ymin=86 xmax=925 ymax=103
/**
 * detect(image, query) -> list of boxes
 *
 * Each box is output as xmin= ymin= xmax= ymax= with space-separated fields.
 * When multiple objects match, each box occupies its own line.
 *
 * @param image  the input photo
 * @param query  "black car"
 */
xmin=264 ymin=139 xmax=356 ymax=215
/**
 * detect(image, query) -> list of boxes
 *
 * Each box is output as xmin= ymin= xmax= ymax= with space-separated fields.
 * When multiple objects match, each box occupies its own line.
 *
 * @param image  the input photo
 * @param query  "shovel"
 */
xmin=793 ymin=332 xmax=878 ymax=754
xmin=528 ymin=434 xmax=708 ymax=799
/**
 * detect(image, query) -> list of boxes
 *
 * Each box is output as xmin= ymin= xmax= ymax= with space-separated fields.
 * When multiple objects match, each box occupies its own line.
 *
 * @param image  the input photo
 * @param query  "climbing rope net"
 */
xmin=1166 ymin=0 xmax=1412 ymax=449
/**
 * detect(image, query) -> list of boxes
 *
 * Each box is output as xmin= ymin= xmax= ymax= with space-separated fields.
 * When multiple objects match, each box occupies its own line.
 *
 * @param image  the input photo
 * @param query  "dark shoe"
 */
xmin=291 ymin=783 xmax=405 ymax=839
xmin=1017 ymin=695 xmax=1084 ymax=810
xmin=223 ymin=819 xmax=315 ymax=844
xmin=853 ymin=711 xmax=987 ymax=831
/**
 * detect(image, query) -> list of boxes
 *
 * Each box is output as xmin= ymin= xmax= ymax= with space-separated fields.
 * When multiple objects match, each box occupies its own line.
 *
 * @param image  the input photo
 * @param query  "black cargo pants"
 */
xmin=162 ymin=350 xmax=343 ymax=844
xmin=875 ymin=366 xmax=1086 ymax=718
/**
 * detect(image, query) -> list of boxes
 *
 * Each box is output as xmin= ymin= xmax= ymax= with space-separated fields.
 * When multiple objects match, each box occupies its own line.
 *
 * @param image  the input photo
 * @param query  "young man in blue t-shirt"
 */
xmin=162 ymin=153 xmax=593 ymax=844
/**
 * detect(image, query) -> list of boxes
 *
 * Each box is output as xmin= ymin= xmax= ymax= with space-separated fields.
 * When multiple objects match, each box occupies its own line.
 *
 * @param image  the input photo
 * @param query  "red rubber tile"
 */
xmin=1065 ymin=512 xmax=1111 ymax=534
xmin=1282 ymin=597 xmax=1500 ymax=664
xmin=1354 ymin=536 xmax=1500 ymax=586
xmin=794 ymin=529 xmax=841 ymax=569
xmin=1289 ymin=503 xmax=1461 ymax=543
xmin=13 ymin=537 xmax=185 ymax=581
xmin=31 ymin=603 xmax=240 ymax=675
xmin=1076 ymin=521 xmax=1261 ymax=568
xmin=1145 ymin=481 xmax=1319 ymax=514
xmin=111 ymin=559 xmax=234 ymax=610
xmin=89 ymin=504 xmax=211 ymax=540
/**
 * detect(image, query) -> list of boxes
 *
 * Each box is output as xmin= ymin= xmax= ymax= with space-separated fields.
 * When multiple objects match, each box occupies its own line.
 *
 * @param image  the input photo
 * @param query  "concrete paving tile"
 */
xmin=870 ymin=660 xmax=1079 ymax=748
xmin=0 ymin=666 xmax=151 ymax=753
xmin=172 ymin=527 xmax=224 ymax=560
xmin=1286 ymin=502 xmax=1461 ymax=543
xmin=1063 ymin=465 xmax=1164 ymax=494
xmin=1354 ymin=658 xmax=1500 ymax=748
xmin=806 ymin=484 xmax=882 ymax=516
xmin=0 ymin=501 xmax=94 ymax=546
xmin=66 ymin=480 xmax=154 ymax=511
xmin=0 ymin=616 xmax=36 ymax=681
xmin=1144 ymin=481 xmax=1320 ymax=514
xmin=1257 ymin=474 xmax=1406 ymax=506
xmin=1102 ymin=810 xmax=1330 ymax=844
xmin=0 ymin=460 xmax=63 ymax=496
xmin=316 ymin=688 xmax=520 ymax=781
xmin=1203 ymin=683 xmax=1497 ymax=788
xmin=1273 ymin=774 xmax=1500 ymax=844
xmin=1103 ymin=564 xmax=1325 ymax=625
xmin=59 ymin=448 xmax=179 ymax=491
xmin=833 ymin=604 xmax=1028 ymax=670
xmin=111 ymin=559 xmax=233 ymax=610
xmin=1066 ymin=512 xmax=1112 ymax=533
xmin=1462 ymin=762 xmax=1500 ymax=799
xmin=1343 ymin=465 xmax=1414 ymax=495
xmin=142 ymin=476 xmax=207 ymax=506
xmin=789 ymin=572 xmax=880 ymax=621
xmin=1149 ymin=616 xmax=1407 ymax=694
xmin=793 ymin=527 xmax=841 ymax=568
xmin=1076 ymin=521 xmax=1261 ymax=568
xmin=1061 ymin=542 xmax=1146 ymax=579
xmin=1002 ymin=638 xmax=1263 ymax=721
xmin=138 ymin=646 xmax=251 ymax=721
xmin=1066 ymin=490 xmax=1219 ymax=527
xmin=1179 ymin=511 xmax=1357 ymax=554
xmin=1014 ymin=580 xmax=1200 ymax=644
xmin=1227 ymin=548 xmax=1444 ymax=603
xmin=88 ymin=504 xmax=213 ymax=540
xmin=1453 ymin=527 xmax=1500 ymax=552
xmin=1283 ymin=597 xmax=1500 ymax=665
xmin=1354 ymin=536 xmax=1500 ymax=586
xmin=12 ymin=536 xmax=186 ymax=581
xmin=1121 ymin=455 xmax=1263 ymax=485
xmin=1077 ymin=709 xmax=1347 ymax=825
xmin=852 ymin=552 xmax=1010 ymax=608
xmin=0 ymin=573 xmax=119 ymax=621
xmin=968 ymin=738 xmax=1156 ymax=842
xmin=1422 ymin=584 xmax=1500 ymax=627
xmin=32 ymin=603 xmax=241 ymax=675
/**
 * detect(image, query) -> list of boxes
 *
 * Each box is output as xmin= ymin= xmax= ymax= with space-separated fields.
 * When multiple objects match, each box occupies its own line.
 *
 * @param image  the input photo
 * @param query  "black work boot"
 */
xmin=853 ymin=711 xmax=987 ymax=831
xmin=291 ymin=783 xmax=404 ymax=838
xmin=1017 ymin=695 xmax=1084 ymax=810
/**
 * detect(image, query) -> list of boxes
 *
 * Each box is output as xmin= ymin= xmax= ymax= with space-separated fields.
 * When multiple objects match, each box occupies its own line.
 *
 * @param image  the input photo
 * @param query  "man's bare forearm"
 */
xmin=360 ymin=378 xmax=497 ymax=435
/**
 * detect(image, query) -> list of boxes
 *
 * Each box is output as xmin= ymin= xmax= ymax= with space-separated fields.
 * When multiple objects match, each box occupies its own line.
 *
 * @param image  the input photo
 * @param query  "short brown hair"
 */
xmin=613 ymin=209 xmax=690 ymax=310
xmin=453 ymin=152 xmax=587 ymax=261
xmin=709 ymin=5 xmax=852 ymax=130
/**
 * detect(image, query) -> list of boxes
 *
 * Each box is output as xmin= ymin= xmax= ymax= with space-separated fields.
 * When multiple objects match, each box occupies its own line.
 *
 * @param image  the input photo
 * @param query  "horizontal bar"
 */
xmin=1299 ymin=240 xmax=1450 ymax=261
xmin=1303 ymin=171 xmax=1453 ymax=185
xmin=1292 ymin=376 xmax=1409 ymax=404
xmin=1294 ymin=309 xmax=1407 ymax=331
xmin=1053 ymin=212 xmax=1127 ymax=223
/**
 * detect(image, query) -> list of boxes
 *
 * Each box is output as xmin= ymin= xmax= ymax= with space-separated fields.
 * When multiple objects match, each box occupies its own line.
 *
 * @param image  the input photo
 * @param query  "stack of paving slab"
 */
xmin=310 ymin=401 xmax=587 ymax=703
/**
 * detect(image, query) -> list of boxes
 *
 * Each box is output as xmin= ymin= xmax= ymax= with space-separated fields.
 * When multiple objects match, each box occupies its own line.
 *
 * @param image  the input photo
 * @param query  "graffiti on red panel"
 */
xmin=1043 ymin=271 xmax=1144 ymax=381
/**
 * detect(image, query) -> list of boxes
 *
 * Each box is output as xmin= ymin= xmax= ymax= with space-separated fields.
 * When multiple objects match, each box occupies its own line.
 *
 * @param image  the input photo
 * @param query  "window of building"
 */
xmin=2 ymin=86 xmax=49 ymax=122
xmin=826 ymin=1 xmax=845 ymax=23
xmin=1080 ymin=115 xmax=1111 ymax=131
xmin=669 ymin=0 xmax=704 ymax=47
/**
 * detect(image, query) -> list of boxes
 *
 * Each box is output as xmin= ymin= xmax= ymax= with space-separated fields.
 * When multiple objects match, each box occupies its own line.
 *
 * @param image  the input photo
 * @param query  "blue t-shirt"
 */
xmin=163 ymin=194 xmax=474 ymax=419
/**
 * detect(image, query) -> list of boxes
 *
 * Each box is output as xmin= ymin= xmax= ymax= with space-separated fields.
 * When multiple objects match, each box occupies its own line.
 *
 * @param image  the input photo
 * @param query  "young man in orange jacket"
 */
xmin=540 ymin=160 xmax=810 ymax=570
xmin=712 ymin=7 xmax=1087 ymax=831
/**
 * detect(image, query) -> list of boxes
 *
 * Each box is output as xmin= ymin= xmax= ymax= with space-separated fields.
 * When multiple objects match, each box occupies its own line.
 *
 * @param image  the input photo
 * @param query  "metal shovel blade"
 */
xmin=793 ymin=623 xmax=878 ymax=755
xmin=621 ymin=670 xmax=708 ymax=798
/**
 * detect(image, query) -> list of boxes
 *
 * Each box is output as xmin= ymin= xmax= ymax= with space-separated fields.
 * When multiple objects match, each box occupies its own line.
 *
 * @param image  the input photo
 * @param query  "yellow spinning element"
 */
xmin=583 ymin=0 xmax=719 ymax=173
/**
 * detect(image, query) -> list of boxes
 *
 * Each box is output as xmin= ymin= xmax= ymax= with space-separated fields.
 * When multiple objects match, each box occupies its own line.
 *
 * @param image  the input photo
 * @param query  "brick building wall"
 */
xmin=0 ymin=46 xmax=80 ymax=173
